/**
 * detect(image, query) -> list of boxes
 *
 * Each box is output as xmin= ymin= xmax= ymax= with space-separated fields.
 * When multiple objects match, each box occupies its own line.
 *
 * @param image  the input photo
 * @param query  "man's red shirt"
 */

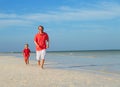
xmin=34 ymin=32 xmax=49 ymax=51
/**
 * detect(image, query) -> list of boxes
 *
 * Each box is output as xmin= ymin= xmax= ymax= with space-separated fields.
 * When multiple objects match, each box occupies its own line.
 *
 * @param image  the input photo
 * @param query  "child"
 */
xmin=23 ymin=44 xmax=31 ymax=65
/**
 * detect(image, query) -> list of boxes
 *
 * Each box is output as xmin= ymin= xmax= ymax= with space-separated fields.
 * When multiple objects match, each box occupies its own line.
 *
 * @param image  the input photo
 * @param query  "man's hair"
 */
xmin=25 ymin=44 xmax=29 ymax=47
xmin=38 ymin=25 xmax=44 ymax=30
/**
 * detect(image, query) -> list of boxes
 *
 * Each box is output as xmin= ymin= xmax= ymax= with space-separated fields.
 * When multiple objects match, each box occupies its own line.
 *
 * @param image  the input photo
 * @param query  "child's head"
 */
xmin=24 ymin=44 xmax=29 ymax=48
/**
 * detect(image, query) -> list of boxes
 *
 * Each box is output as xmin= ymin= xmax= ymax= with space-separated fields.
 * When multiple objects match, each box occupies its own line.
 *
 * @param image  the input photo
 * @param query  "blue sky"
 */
xmin=0 ymin=0 xmax=120 ymax=52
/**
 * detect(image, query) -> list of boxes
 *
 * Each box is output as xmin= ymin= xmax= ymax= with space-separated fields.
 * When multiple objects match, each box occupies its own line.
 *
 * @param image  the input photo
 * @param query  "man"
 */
xmin=34 ymin=25 xmax=49 ymax=69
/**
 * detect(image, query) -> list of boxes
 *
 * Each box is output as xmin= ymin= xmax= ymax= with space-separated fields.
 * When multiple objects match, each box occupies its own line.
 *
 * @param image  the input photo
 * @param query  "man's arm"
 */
xmin=34 ymin=41 xmax=39 ymax=47
xmin=46 ymin=39 xmax=49 ymax=48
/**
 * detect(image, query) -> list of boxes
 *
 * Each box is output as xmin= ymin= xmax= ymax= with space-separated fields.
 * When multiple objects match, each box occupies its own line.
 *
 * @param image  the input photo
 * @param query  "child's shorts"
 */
xmin=36 ymin=49 xmax=46 ymax=60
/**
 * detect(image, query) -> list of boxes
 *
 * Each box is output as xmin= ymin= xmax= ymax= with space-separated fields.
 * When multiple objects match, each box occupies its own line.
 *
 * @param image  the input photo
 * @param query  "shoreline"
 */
xmin=1 ymin=49 xmax=120 ymax=53
xmin=0 ymin=55 xmax=120 ymax=87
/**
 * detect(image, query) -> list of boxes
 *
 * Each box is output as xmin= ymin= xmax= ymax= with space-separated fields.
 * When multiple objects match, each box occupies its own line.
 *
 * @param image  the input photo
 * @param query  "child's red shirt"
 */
xmin=23 ymin=48 xmax=31 ymax=57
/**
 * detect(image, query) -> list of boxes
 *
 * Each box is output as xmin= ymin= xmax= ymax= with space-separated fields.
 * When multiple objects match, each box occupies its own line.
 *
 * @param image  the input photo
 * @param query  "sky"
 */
xmin=0 ymin=0 xmax=120 ymax=52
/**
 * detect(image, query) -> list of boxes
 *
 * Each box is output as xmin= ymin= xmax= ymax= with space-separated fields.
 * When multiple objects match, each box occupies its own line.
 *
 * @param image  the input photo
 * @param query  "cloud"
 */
xmin=21 ymin=2 xmax=120 ymax=22
xmin=1 ymin=19 xmax=32 ymax=25
xmin=0 ymin=19 xmax=33 ymax=29
xmin=0 ymin=14 xmax=17 ymax=18
xmin=0 ymin=13 xmax=33 ymax=28
xmin=51 ymin=2 xmax=120 ymax=21
xmin=0 ymin=2 xmax=120 ymax=29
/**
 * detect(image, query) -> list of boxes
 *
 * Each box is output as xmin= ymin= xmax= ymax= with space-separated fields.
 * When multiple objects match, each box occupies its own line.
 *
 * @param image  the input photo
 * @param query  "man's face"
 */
xmin=38 ymin=27 xmax=43 ymax=33
xmin=25 ymin=45 xmax=28 ymax=48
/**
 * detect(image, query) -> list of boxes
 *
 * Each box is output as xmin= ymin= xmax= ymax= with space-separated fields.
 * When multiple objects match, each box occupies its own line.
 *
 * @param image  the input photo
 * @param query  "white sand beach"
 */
xmin=0 ymin=55 xmax=120 ymax=87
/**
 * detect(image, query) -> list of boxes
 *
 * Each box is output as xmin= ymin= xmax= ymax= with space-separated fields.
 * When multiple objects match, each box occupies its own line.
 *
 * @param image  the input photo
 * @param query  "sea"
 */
xmin=1 ymin=50 xmax=120 ymax=74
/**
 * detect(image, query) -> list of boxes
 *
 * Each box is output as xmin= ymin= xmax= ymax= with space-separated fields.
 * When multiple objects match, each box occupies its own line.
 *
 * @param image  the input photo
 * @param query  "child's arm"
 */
xmin=22 ymin=50 xmax=25 ymax=57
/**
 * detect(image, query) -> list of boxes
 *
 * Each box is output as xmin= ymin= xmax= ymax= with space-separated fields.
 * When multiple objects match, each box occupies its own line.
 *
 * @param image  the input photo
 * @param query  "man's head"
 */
xmin=38 ymin=25 xmax=44 ymax=33
xmin=25 ymin=44 xmax=29 ymax=48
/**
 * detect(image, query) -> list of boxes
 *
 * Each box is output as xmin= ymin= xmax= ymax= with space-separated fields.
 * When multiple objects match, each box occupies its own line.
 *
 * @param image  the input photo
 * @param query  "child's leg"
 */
xmin=27 ymin=58 xmax=29 ymax=64
xmin=24 ymin=58 xmax=27 ymax=64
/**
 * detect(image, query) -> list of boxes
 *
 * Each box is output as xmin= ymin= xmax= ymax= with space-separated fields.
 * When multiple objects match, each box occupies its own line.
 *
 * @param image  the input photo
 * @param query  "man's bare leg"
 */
xmin=38 ymin=60 xmax=40 ymax=66
xmin=40 ymin=59 xmax=45 ymax=69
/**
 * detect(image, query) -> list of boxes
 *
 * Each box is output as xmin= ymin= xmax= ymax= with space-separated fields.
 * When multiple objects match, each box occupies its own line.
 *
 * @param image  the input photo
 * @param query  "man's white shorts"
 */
xmin=36 ymin=49 xmax=46 ymax=60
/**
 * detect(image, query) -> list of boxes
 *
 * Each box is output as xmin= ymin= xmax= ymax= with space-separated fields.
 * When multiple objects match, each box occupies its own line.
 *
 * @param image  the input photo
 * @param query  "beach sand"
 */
xmin=0 ymin=56 xmax=120 ymax=87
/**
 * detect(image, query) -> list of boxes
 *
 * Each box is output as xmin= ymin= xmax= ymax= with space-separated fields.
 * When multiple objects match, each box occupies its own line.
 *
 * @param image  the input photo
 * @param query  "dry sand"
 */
xmin=0 ymin=56 xmax=120 ymax=87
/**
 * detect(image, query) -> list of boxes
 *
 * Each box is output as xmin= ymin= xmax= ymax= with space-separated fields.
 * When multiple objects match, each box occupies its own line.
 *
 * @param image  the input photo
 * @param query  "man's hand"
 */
xmin=46 ymin=45 xmax=49 ymax=48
